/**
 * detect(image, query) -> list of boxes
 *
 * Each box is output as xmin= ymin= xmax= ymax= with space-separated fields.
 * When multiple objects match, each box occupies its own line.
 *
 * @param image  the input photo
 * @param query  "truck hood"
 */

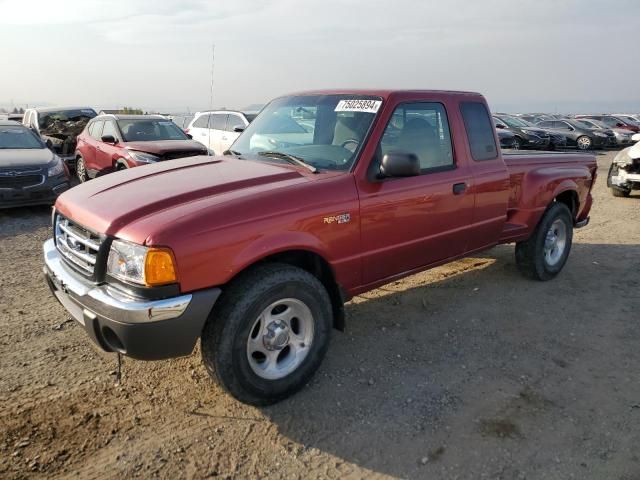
xmin=123 ymin=140 xmax=208 ymax=156
xmin=0 ymin=148 xmax=55 ymax=168
xmin=54 ymin=156 xmax=312 ymax=241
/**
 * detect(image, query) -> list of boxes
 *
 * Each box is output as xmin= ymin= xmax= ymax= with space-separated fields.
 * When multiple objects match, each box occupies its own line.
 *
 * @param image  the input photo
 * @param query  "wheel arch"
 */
xmin=227 ymin=249 xmax=346 ymax=331
xmin=114 ymin=157 xmax=129 ymax=170
xmin=554 ymin=189 xmax=579 ymax=219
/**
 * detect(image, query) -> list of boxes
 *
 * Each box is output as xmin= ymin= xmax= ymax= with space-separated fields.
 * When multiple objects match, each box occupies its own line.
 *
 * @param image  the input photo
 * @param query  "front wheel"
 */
xmin=576 ymin=135 xmax=592 ymax=150
xmin=201 ymin=263 xmax=332 ymax=405
xmin=512 ymin=137 xmax=522 ymax=150
xmin=515 ymin=202 xmax=573 ymax=281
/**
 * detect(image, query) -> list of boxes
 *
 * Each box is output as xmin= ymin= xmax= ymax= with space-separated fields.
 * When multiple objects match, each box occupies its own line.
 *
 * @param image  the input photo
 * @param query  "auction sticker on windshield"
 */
xmin=335 ymin=99 xmax=382 ymax=114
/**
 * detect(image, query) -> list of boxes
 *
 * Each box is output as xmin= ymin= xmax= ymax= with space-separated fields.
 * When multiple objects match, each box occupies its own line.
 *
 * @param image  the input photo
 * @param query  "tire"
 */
xmin=513 ymin=137 xmax=522 ymax=150
xmin=76 ymin=156 xmax=88 ymax=183
xmin=607 ymin=163 xmax=631 ymax=197
xmin=515 ymin=202 xmax=573 ymax=281
xmin=201 ymin=263 xmax=333 ymax=405
xmin=576 ymin=135 xmax=592 ymax=150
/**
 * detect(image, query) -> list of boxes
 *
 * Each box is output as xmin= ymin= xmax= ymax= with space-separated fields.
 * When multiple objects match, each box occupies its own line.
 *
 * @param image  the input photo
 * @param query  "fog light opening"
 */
xmin=101 ymin=326 xmax=125 ymax=353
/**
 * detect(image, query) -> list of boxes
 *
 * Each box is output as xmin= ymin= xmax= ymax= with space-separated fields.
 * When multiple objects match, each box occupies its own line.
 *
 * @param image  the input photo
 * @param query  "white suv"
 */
xmin=187 ymin=110 xmax=258 ymax=155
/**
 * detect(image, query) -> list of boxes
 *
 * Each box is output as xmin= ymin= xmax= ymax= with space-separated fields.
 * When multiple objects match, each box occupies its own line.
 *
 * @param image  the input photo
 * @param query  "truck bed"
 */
xmin=500 ymin=150 xmax=597 ymax=243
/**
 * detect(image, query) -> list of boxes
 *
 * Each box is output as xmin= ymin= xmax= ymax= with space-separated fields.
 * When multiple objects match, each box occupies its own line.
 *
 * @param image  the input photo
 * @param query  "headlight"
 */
xmin=594 ymin=132 xmax=606 ymax=137
xmin=47 ymin=156 xmax=64 ymax=176
xmin=107 ymin=239 xmax=177 ymax=286
xmin=128 ymin=150 xmax=160 ymax=164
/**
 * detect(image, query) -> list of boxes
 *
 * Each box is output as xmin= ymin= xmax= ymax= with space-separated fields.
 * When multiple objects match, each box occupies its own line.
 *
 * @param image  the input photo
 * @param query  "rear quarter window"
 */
xmin=460 ymin=102 xmax=498 ymax=161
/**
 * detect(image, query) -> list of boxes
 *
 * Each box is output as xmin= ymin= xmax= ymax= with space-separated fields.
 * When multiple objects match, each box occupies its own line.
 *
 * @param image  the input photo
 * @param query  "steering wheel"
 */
xmin=341 ymin=139 xmax=360 ymax=152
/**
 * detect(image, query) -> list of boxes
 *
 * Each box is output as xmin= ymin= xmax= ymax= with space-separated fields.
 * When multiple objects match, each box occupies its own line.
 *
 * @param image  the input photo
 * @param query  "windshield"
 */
xmin=0 ymin=126 xmax=44 ymax=149
xmin=500 ymin=116 xmax=532 ymax=128
xmin=619 ymin=115 xmax=640 ymax=126
xmin=118 ymin=119 xmax=189 ymax=142
xmin=38 ymin=109 xmax=97 ymax=129
xmin=230 ymin=94 xmax=382 ymax=171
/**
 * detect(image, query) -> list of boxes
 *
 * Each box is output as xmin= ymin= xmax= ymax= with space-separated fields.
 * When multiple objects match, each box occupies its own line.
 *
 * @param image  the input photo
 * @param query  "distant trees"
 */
xmin=11 ymin=107 xmax=25 ymax=114
xmin=119 ymin=107 xmax=144 ymax=114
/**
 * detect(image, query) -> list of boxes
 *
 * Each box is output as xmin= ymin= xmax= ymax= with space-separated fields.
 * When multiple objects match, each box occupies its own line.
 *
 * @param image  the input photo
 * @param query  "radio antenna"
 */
xmin=209 ymin=43 xmax=215 ymax=111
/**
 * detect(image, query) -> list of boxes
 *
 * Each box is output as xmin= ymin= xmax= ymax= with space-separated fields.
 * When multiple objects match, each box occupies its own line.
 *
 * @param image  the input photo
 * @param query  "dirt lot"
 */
xmin=1 ymin=150 xmax=639 ymax=480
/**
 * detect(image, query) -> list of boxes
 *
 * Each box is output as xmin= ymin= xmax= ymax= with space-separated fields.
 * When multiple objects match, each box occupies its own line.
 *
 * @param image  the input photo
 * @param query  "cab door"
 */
xmin=82 ymin=120 xmax=103 ymax=174
xmin=209 ymin=113 xmax=229 ymax=154
xmin=223 ymin=113 xmax=245 ymax=152
xmin=459 ymin=101 xmax=510 ymax=253
xmin=357 ymin=100 xmax=475 ymax=285
xmin=189 ymin=113 xmax=212 ymax=150
xmin=94 ymin=120 xmax=121 ymax=174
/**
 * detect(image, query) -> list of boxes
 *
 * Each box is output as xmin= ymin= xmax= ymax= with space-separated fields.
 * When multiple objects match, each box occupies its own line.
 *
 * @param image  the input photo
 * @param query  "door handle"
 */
xmin=452 ymin=182 xmax=467 ymax=195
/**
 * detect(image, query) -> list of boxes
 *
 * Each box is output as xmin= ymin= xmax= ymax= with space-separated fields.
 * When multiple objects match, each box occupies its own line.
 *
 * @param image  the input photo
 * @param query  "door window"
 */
xmin=90 ymin=121 xmax=104 ymax=139
xmin=193 ymin=114 xmax=210 ymax=128
xmin=211 ymin=114 xmax=228 ymax=131
xmin=101 ymin=121 xmax=118 ymax=140
xmin=460 ymin=102 xmax=498 ymax=161
xmin=227 ymin=114 xmax=245 ymax=132
xmin=379 ymin=102 xmax=454 ymax=172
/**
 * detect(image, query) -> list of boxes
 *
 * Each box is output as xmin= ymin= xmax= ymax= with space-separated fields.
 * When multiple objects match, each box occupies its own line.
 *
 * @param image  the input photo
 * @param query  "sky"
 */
xmin=1 ymin=0 xmax=639 ymax=114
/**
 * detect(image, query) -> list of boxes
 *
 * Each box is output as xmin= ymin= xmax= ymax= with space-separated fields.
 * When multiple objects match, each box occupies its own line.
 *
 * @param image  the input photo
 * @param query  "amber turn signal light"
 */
xmin=144 ymin=248 xmax=177 ymax=286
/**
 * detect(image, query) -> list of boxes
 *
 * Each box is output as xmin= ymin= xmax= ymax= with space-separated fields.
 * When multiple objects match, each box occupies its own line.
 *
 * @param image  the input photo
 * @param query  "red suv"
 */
xmin=74 ymin=114 xmax=208 ymax=182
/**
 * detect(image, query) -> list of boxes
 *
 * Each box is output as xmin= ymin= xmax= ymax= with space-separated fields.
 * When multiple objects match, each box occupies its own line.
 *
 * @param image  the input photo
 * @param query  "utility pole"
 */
xmin=207 ymin=43 xmax=215 ymax=155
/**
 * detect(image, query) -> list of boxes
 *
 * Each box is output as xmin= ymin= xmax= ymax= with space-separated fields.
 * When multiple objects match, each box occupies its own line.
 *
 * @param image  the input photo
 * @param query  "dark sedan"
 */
xmin=536 ymin=119 xmax=609 ymax=150
xmin=0 ymin=121 xmax=71 ymax=208
xmin=493 ymin=114 xmax=551 ymax=150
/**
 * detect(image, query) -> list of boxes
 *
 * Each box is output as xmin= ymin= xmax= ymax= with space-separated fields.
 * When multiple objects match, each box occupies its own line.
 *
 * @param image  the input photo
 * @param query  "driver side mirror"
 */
xmin=233 ymin=126 xmax=245 ymax=133
xmin=185 ymin=133 xmax=193 ymax=139
xmin=496 ymin=124 xmax=506 ymax=129
xmin=379 ymin=152 xmax=420 ymax=178
xmin=101 ymin=135 xmax=118 ymax=144
xmin=617 ymin=123 xmax=624 ymax=128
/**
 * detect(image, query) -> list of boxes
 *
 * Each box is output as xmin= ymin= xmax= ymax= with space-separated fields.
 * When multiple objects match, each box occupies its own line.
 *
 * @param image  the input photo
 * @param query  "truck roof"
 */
xmin=284 ymin=89 xmax=483 ymax=99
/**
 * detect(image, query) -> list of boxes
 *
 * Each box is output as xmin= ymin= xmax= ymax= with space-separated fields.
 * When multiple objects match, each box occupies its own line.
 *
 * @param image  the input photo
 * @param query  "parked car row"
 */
xmin=1 ymin=98 xmax=638 ymax=209
xmin=494 ymin=111 xmax=640 ymax=151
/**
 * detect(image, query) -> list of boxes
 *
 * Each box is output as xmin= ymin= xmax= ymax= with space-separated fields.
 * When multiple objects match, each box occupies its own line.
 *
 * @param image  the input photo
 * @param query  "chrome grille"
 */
xmin=55 ymin=215 xmax=103 ymax=275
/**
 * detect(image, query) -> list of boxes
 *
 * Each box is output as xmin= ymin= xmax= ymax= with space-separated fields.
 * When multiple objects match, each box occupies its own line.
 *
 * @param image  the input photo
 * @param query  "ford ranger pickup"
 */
xmin=43 ymin=90 xmax=597 ymax=405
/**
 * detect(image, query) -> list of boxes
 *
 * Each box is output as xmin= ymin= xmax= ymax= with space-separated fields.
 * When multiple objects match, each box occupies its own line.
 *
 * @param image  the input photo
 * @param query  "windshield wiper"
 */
xmin=257 ymin=151 xmax=318 ymax=173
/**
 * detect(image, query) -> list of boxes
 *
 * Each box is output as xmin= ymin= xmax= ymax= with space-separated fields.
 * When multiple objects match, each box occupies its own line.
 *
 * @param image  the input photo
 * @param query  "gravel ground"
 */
xmin=1 ymin=150 xmax=639 ymax=480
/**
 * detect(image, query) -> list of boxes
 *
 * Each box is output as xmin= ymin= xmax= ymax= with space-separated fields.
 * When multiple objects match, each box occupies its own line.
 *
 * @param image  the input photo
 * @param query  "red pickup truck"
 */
xmin=43 ymin=90 xmax=596 ymax=405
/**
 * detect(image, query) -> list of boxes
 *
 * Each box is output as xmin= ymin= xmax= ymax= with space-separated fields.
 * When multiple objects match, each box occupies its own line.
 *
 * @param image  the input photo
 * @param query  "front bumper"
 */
xmin=0 ymin=179 xmax=70 ymax=209
xmin=43 ymin=238 xmax=221 ymax=360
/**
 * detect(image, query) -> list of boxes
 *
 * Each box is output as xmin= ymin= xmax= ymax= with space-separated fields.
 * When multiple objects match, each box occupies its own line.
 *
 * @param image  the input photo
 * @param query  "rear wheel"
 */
xmin=76 ymin=156 xmax=87 ymax=183
xmin=515 ymin=203 xmax=573 ymax=281
xmin=201 ymin=263 xmax=332 ymax=405
xmin=576 ymin=135 xmax=592 ymax=150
